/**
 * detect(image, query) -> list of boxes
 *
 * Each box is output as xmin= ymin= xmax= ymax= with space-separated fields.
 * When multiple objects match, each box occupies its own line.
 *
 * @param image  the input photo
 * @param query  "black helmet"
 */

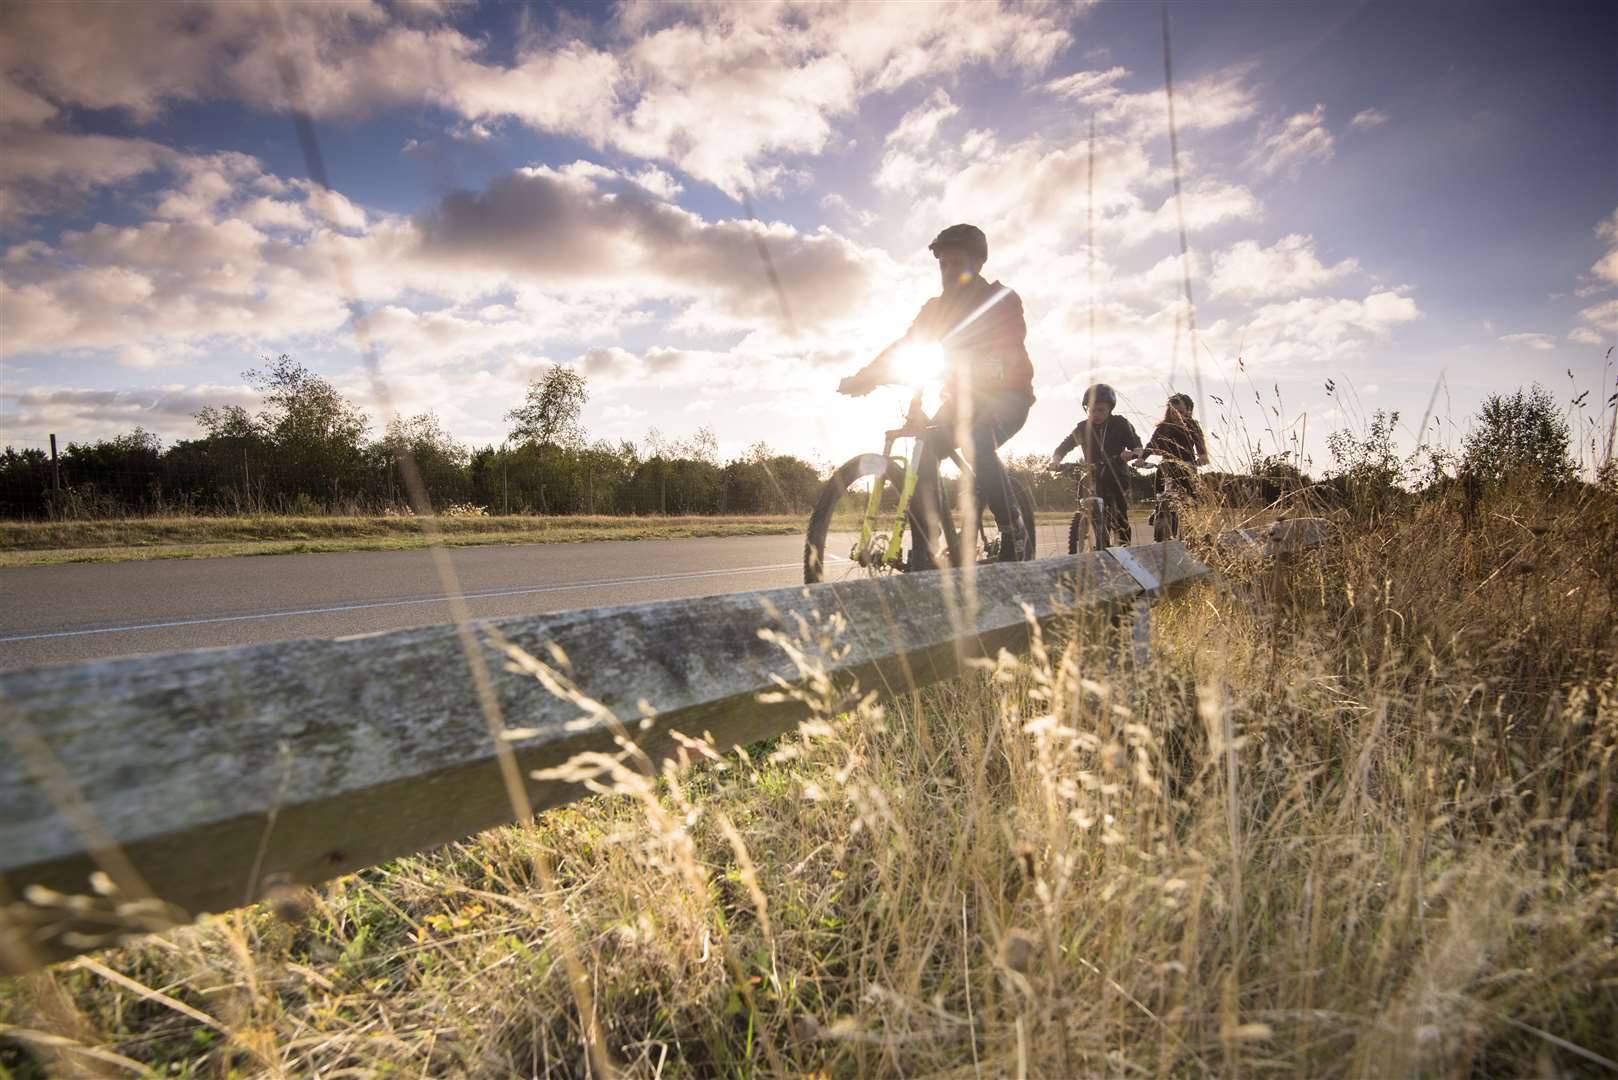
xmin=1168 ymin=392 xmax=1194 ymax=414
xmin=928 ymin=223 xmax=987 ymax=265
xmin=1082 ymin=383 xmax=1117 ymax=408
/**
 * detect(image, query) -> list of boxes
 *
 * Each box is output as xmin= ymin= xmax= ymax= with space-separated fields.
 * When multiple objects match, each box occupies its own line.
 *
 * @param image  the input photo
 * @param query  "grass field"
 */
xmin=2 ymin=486 xmax=1614 ymax=1076
xmin=0 ymin=510 xmax=1097 ymax=567
xmin=0 ymin=514 xmax=808 ymax=567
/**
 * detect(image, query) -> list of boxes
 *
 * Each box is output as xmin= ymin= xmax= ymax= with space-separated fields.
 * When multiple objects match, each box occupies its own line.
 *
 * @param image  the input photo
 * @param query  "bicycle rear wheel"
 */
xmin=804 ymin=454 xmax=912 ymax=584
xmin=962 ymin=475 xmax=1036 ymax=563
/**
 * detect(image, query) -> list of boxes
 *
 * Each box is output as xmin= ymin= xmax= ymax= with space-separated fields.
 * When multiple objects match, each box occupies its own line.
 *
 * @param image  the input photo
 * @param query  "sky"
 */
xmin=2 ymin=0 xmax=1615 ymax=476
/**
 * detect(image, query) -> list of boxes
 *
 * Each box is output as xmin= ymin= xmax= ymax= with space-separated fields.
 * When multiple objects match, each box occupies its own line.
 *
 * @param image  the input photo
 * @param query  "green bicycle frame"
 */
xmin=854 ymin=446 xmax=919 ymax=566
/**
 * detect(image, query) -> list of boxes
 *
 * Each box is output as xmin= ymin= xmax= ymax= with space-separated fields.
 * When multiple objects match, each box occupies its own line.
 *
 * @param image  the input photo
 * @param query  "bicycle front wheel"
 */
xmin=1068 ymin=496 xmax=1107 ymax=554
xmin=804 ymin=454 xmax=912 ymax=584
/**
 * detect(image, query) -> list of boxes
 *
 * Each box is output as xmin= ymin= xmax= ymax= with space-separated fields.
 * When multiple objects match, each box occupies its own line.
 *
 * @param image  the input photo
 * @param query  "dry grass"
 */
xmin=3 ymin=484 xmax=1616 ymax=1077
xmin=0 ymin=515 xmax=804 ymax=567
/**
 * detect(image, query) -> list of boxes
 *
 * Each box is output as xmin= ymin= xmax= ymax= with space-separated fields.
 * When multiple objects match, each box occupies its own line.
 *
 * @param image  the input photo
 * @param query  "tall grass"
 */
xmin=3 ymin=483 xmax=1615 ymax=1077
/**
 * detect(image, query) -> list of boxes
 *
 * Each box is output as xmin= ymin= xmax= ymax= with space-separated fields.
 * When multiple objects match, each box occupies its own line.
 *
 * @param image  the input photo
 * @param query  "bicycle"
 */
xmin=804 ymin=386 xmax=1036 ymax=584
xmin=1050 ymin=463 xmax=1120 ymax=553
xmin=1146 ymin=470 xmax=1183 ymax=543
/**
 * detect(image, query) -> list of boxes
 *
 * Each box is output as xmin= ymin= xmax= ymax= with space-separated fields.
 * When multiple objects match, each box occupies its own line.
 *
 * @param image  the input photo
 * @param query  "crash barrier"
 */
xmin=0 ymin=518 xmax=1331 ymax=971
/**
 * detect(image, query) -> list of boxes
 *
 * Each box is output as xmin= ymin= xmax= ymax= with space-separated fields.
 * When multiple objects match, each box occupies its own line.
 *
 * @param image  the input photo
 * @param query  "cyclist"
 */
xmin=1047 ymin=383 xmax=1141 ymax=544
xmin=837 ymin=223 xmax=1034 ymax=567
xmin=1144 ymin=392 xmax=1209 ymax=501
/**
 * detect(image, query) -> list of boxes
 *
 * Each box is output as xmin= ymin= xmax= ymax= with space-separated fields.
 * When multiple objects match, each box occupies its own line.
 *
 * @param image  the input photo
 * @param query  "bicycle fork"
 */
xmin=855 ymin=434 xmax=921 ymax=569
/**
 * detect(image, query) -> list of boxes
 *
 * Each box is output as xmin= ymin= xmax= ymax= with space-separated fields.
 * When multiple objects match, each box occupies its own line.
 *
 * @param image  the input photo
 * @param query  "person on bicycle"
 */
xmin=1144 ymin=392 xmax=1209 ymax=500
xmin=1047 ymin=383 xmax=1141 ymax=543
xmin=837 ymin=223 xmax=1034 ymax=567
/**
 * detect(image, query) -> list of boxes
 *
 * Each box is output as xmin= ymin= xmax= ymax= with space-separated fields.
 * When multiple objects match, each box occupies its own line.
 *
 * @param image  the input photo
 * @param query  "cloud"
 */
xmin=0 ymin=129 xmax=177 ymax=223
xmin=1591 ymin=208 xmax=1618 ymax=284
xmin=1498 ymin=332 xmax=1557 ymax=351
xmin=3 ymin=382 xmax=259 ymax=444
xmin=1350 ymin=108 xmax=1389 ymax=129
xmin=1204 ymin=289 xmax=1420 ymax=368
xmin=1209 ymin=234 xmax=1358 ymax=301
xmin=0 ymin=0 xmax=1076 ymax=198
xmin=1249 ymin=104 xmax=1335 ymax=178
xmin=412 ymin=163 xmax=892 ymax=328
xmin=1045 ymin=64 xmax=1258 ymax=137
xmin=1569 ymin=297 xmax=1617 ymax=347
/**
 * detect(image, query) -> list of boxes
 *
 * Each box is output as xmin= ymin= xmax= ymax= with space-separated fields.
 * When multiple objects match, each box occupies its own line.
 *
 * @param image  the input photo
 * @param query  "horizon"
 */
xmin=2 ymin=0 xmax=1615 ymax=477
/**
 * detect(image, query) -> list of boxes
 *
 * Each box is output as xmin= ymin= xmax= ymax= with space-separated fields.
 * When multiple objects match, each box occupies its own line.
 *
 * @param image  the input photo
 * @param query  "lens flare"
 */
xmin=895 ymin=341 xmax=946 ymax=387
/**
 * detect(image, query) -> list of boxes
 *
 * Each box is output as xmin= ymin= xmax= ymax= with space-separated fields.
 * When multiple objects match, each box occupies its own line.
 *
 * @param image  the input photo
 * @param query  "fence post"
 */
xmin=48 ymin=434 xmax=59 ymax=492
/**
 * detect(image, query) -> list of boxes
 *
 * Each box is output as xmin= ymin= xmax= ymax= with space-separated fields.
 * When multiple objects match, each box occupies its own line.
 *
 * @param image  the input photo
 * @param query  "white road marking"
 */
xmin=0 ymin=560 xmax=822 ymax=644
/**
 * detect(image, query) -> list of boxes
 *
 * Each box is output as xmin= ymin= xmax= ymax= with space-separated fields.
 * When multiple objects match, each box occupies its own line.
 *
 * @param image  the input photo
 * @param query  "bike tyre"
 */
xmin=804 ymin=454 xmax=912 ymax=584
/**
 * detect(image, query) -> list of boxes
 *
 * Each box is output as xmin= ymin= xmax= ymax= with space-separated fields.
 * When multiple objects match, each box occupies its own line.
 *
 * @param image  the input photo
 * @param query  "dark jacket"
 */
xmin=1054 ymin=414 xmax=1141 ymax=495
xmin=1145 ymin=417 xmax=1206 ymax=465
xmin=861 ymin=276 xmax=1035 ymax=402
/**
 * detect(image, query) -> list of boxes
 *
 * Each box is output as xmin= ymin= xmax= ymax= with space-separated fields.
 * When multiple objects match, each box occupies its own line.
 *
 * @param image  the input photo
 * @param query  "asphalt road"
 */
xmin=0 ymin=522 xmax=1112 ymax=671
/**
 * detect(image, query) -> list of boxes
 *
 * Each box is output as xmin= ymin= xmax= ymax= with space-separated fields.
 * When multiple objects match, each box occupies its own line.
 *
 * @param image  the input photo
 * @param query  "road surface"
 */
xmin=0 ymin=521 xmax=1131 ymax=671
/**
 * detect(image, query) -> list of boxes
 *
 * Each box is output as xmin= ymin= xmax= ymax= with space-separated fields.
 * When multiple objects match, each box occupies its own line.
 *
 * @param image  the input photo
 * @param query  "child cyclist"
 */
xmin=1144 ymin=392 xmax=1209 ymax=499
xmin=1046 ymin=383 xmax=1141 ymax=544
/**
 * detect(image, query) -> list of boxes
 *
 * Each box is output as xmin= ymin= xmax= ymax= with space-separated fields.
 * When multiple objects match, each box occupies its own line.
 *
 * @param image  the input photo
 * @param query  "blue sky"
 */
xmin=2 ymin=0 xmax=1614 ymax=475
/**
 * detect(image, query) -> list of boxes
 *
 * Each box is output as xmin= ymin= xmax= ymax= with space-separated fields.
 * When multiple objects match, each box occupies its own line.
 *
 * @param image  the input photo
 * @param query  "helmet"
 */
xmin=928 ymin=223 xmax=987 ymax=265
xmin=1169 ymin=392 xmax=1194 ymax=414
xmin=1082 ymin=383 xmax=1117 ymax=408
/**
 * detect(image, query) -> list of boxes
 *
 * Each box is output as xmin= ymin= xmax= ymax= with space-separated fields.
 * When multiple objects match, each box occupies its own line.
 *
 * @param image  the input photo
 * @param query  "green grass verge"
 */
xmin=0 ymin=515 xmax=804 ymax=567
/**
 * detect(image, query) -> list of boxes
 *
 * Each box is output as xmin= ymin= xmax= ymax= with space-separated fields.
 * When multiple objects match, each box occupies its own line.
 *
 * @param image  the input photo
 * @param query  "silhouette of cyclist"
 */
xmin=1047 ymin=383 xmax=1141 ymax=543
xmin=838 ymin=224 xmax=1034 ymax=567
xmin=1144 ymin=392 xmax=1209 ymax=500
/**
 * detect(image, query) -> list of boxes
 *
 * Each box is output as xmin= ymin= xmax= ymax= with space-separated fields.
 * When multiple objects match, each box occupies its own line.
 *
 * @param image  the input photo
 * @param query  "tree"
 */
xmin=1326 ymin=410 xmax=1404 ymax=491
xmin=381 ymin=412 xmax=470 ymax=508
xmin=1461 ymin=383 xmax=1574 ymax=488
xmin=195 ymin=355 xmax=371 ymax=509
xmin=507 ymin=367 xmax=588 ymax=449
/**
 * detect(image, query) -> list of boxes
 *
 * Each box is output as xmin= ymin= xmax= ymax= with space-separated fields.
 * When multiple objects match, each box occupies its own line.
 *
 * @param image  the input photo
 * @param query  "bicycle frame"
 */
xmin=853 ymin=390 xmax=978 ymax=570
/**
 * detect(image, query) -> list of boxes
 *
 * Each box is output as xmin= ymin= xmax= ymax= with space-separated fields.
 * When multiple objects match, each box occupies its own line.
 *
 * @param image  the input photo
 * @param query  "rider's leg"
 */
xmin=968 ymin=391 xmax=1030 ymax=559
xmin=908 ymin=404 xmax=953 ymax=571
xmin=1102 ymin=491 xmax=1131 ymax=543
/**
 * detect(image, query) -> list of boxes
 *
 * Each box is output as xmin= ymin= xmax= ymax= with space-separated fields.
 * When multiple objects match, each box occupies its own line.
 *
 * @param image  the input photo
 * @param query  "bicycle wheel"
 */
xmin=1068 ymin=496 xmax=1107 ymax=554
xmin=955 ymin=474 xmax=1036 ymax=565
xmin=804 ymin=453 xmax=912 ymax=584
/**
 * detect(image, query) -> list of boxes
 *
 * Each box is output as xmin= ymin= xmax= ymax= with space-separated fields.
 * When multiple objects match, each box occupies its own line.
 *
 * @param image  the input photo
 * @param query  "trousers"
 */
xmin=910 ymin=389 xmax=1030 ymax=568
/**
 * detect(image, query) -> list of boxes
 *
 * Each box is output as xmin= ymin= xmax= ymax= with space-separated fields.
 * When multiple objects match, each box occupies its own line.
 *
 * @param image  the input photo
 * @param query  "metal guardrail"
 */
xmin=0 ymin=520 xmax=1329 ymax=971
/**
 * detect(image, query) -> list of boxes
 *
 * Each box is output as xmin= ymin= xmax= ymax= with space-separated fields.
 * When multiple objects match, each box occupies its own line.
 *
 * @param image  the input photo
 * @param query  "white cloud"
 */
xmin=3 ymin=383 xmax=259 ymax=444
xmin=1204 ymin=289 xmax=1420 ymax=368
xmin=1569 ymin=297 xmax=1617 ymax=347
xmin=1591 ymin=208 xmax=1618 ymax=284
xmin=0 ymin=0 xmax=1076 ymax=199
xmin=1209 ymin=234 xmax=1358 ymax=301
xmin=1498 ymin=332 xmax=1557 ymax=351
xmin=412 ymin=163 xmax=894 ymax=329
xmin=1045 ymin=64 xmax=1258 ymax=137
xmin=1250 ymin=104 xmax=1335 ymax=178
xmin=1594 ymin=249 xmax=1618 ymax=285
xmin=0 ymin=129 xmax=176 ymax=223
xmin=886 ymin=88 xmax=960 ymax=149
xmin=1350 ymin=108 xmax=1388 ymax=129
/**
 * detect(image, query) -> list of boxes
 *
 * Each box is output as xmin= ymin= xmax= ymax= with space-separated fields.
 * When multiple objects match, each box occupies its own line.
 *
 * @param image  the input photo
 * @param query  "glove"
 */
xmin=838 ymin=374 xmax=873 ymax=397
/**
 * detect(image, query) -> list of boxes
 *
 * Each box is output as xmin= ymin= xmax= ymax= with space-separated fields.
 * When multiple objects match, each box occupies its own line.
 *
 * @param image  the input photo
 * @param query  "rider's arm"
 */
xmin=844 ymin=336 xmax=905 ymax=391
xmin=839 ymin=299 xmax=936 ymax=395
xmin=1119 ymin=420 xmax=1144 ymax=463
xmin=1048 ymin=423 xmax=1084 ymax=467
xmin=1192 ymin=422 xmax=1210 ymax=467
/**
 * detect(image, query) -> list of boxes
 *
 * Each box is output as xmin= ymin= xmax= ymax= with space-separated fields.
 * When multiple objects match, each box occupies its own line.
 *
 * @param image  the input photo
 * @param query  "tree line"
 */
xmin=0 ymin=358 xmax=823 ymax=519
xmin=1 ymin=355 xmax=1604 ymax=520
